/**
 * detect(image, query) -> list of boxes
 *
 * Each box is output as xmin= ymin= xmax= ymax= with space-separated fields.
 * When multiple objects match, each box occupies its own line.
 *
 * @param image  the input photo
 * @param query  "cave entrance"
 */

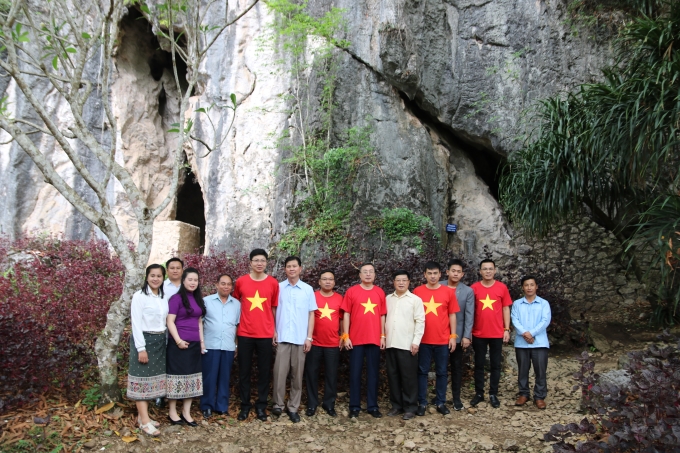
xmin=175 ymin=171 xmax=206 ymax=249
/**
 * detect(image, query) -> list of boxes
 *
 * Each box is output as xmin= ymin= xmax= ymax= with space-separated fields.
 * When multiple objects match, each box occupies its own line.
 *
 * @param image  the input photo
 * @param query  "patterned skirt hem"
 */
xmin=127 ymin=374 xmax=167 ymax=400
xmin=167 ymin=372 xmax=203 ymax=399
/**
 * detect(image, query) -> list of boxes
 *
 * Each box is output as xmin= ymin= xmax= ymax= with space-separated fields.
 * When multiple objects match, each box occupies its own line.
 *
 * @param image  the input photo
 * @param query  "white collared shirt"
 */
xmin=163 ymin=279 xmax=181 ymax=298
xmin=385 ymin=290 xmax=426 ymax=350
xmin=130 ymin=289 xmax=169 ymax=352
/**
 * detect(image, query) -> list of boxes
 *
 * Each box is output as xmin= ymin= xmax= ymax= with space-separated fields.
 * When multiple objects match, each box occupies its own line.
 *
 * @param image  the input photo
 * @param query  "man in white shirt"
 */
xmin=385 ymin=269 xmax=425 ymax=420
xmin=163 ymin=257 xmax=183 ymax=297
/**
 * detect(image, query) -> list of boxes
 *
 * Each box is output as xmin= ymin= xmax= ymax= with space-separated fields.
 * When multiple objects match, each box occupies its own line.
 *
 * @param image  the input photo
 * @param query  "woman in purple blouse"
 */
xmin=166 ymin=267 xmax=207 ymax=426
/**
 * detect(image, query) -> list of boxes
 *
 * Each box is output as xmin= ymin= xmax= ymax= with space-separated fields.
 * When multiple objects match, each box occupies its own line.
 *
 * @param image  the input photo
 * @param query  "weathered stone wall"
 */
xmin=499 ymin=218 xmax=646 ymax=316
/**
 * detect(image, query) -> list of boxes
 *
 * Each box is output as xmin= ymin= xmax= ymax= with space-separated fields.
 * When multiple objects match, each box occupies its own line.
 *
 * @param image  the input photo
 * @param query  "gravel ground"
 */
xmin=82 ymin=347 xmax=624 ymax=453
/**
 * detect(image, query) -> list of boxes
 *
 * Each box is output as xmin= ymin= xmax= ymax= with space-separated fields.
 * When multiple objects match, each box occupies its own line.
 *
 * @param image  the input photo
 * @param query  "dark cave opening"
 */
xmin=175 ymin=170 xmax=206 ymax=249
xmin=397 ymin=91 xmax=505 ymax=200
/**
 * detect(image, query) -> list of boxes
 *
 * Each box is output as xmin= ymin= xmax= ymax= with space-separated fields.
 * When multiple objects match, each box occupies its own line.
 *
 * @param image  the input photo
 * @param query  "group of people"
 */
xmin=127 ymin=250 xmax=552 ymax=436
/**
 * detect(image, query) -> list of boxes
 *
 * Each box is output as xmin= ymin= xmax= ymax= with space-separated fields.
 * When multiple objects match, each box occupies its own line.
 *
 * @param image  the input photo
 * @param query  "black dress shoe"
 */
xmin=237 ymin=410 xmax=249 ymax=421
xmin=321 ymin=404 xmax=337 ymax=417
xmin=489 ymin=395 xmax=501 ymax=408
xmin=179 ymin=414 xmax=198 ymax=427
xmin=213 ymin=410 xmax=226 ymax=416
xmin=416 ymin=405 xmax=426 ymax=416
xmin=470 ymin=394 xmax=484 ymax=407
xmin=271 ymin=407 xmax=282 ymax=416
xmin=256 ymin=409 xmax=268 ymax=421
xmin=453 ymin=398 xmax=464 ymax=411
xmin=306 ymin=407 xmax=316 ymax=417
xmin=402 ymin=412 xmax=416 ymax=420
xmin=202 ymin=409 xmax=212 ymax=419
xmin=349 ymin=409 xmax=360 ymax=419
xmin=288 ymin=411 xmax=301 ymax=423
xmin=367 ymin=409 xmax=382 ymax=418
xmin=387 ymin=407 xmax=404 ymax=417
xmin=436 ymin=404 xmax=450 ymax=415
xmin=167 ymin=415 xmax=185 ymax=425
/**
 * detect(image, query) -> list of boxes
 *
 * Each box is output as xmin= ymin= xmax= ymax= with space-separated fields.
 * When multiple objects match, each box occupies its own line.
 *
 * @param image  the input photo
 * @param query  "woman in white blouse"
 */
xmin=127 ymin=264 xmax=169 ymax=436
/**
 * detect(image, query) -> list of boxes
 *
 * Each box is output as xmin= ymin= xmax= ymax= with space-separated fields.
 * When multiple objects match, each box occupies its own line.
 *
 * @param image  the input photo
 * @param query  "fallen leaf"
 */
xmin=33 ymin=415 xmax=51 ymax=425
xmin=95 ymin=402 xmax=114 ymax=414
xmin=121 ymin=436 xmax=138 ymax=443
xmin=114 ymin=431 xmax=120 ymax=436
xmin=74 ymin=400 xmax=81 ymax=409
xmin=109 ymin=408 xmax=123 ymax=419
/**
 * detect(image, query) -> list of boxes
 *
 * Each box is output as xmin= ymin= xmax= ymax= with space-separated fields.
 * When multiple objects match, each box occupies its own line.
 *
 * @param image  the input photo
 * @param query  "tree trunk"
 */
xmin=94 ymin=266 xmax=144 ymax=403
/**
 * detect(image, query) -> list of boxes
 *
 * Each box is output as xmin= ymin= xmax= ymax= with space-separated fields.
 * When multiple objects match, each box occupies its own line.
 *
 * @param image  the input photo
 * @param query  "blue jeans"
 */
xmin=349 ymin=344 xmax=380 ymax=412
xmin=418 ymin=344 xmax=449 ymax=406
xmin=200 ymin=349 xmax=235 ymax=412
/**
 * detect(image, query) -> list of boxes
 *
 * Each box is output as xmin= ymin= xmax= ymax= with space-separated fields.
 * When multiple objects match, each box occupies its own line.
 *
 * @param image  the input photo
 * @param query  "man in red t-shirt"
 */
xmin=303 ymin=269 xmax=343 ymax=418
xmin=469 ymin=258 xmax=512 ymax=409
xmin=413 ymin=261 xmax=460 ymax=416
xmin=340 ymin=263 xmax=387 ymax=419
xmin=233 ymin=249 xmax=280 ymax=422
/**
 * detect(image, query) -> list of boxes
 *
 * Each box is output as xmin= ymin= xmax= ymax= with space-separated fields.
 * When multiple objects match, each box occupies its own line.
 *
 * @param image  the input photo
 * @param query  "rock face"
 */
xmin=0 ymin=1 xmax=642 ymax=310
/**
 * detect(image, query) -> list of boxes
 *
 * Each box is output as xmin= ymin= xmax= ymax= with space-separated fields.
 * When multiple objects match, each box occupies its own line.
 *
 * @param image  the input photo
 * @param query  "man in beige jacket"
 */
xmin=385 ymin=269 xmax=426 ymax=420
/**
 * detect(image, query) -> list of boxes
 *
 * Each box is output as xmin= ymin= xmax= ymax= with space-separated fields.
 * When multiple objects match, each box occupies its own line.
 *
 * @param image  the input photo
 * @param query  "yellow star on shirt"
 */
xmin=423 ymin=296 xmax=442 ymax=316
xmin=480 ymin=294 xmax=496 ymax=310
xmin=247 ymin=291 xmax=267 ymax=311
xmin=318 ymin=303 xmax=336 ymax=320
xmin=361 ymin=298 xmax=377 ymax=315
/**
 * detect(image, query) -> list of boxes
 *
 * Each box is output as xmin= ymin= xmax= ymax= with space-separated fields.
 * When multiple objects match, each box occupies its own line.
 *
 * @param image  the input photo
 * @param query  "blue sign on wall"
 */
xmin=446 ymin=223 xmax=457 ymax=233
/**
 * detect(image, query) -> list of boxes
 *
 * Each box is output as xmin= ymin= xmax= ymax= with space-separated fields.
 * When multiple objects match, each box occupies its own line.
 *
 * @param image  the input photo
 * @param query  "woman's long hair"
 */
xmin=178 ymin=267 xmax=207 ymax=316
xmin=141 ymin=264 xmax=166 ymax=297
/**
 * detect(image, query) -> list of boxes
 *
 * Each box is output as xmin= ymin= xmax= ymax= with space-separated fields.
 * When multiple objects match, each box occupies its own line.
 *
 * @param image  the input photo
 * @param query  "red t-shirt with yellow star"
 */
xmin=340 ymin=285 xmax=387 ymax=346
xmin=470 ymin=281 xmax=513 ymax=338
xmin=312 ymin=291 xmax=344 ymax=348
xmin=233 ymin=274 xmax=280 ymax=338
xmin=413 ymin=285 xmax=460 ymax=345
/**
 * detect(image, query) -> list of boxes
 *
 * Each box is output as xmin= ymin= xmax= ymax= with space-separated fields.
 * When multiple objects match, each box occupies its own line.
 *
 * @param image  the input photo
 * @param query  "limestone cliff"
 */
xmin=0 ymin=0 xmax=641 ymax=311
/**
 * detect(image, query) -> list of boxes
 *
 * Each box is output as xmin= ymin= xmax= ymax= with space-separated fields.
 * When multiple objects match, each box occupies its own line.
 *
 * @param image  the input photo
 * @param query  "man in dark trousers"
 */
xmin=385 ymin=270 xmax=425 ymax=420
xmin=233 ymin=249 xmax=279 ymax=422
xmin=470 ymin=259 xmax=512 ymax=409
xmin=442 ymin=259 xmax=475 ymax=411
xmin=512 ymin=275 xmax=551 ymax=410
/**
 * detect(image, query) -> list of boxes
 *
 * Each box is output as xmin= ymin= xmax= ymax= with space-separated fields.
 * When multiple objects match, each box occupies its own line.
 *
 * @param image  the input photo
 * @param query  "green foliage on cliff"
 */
xmin=499 ymin=3 xmax=680 ymax=323
xmin=264 ymin=0 xmax=377 ymax=256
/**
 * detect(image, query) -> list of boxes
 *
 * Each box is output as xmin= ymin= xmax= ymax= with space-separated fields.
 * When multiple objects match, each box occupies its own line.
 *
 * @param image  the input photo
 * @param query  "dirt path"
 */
xmin=83 ymin=348 xmax=622 ymax=453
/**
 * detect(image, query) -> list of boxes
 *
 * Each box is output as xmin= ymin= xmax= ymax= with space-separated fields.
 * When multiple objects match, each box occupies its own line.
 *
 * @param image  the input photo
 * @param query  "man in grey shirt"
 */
xmin=441 ymin=259 xmax=475 ymax=411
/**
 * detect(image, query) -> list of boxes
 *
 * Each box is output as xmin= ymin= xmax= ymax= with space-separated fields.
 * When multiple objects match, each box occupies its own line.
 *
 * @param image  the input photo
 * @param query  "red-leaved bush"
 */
xmin=0 ymin=236 xmax=123 ymax=412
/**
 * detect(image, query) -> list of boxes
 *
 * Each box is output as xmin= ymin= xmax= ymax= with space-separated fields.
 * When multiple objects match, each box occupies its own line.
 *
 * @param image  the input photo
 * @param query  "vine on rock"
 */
xmin=263 ymin=0 xmax=377 ymax=256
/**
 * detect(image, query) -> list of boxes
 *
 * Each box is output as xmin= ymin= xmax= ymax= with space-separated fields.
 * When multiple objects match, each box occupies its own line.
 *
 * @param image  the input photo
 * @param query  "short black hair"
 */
xmin=359 ymin=262 xmax=375 ymax=273
xmin=249 ymin=248 xmax=268 ymax=260
xmin=424 ymin=261 xmax=441 ymax=272
xmin=217 ymin=273 xmax=233 ymax=284
xmin=392 ymin=269 xmax=410 ymax=280
xmin=479 ymin=258 xmax=495 ymax=269
xmin=521 ymin=275 xmax=537 ymax=286
xmin=166 ymin=257 xmax=183 ymax=268
xmin=284 ymin=256 xmax=302 ymax=266
xmin=447 ymin=259 xmax=465 ymax=270
xmin=319 ymin=269 xmax=335 ymax=278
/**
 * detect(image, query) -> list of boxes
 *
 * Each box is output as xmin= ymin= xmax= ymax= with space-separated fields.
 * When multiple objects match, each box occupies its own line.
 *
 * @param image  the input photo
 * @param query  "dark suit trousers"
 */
xmin=472 ymin=337 xmax=503 ymax=397
xmin=237 ymin=336 xmax=272 ymax=411
xmin=349 ymin=344 xmax=380 ymax=412
xmin=516 ymin=347 xmax=549 ymax=400
xmin=304 ymin=345 xmax=340 ymax=409
xmin=450 ymin=342 xmax=464 ymax=398
xmin=386 ymin=348 xmax=418 ymax=413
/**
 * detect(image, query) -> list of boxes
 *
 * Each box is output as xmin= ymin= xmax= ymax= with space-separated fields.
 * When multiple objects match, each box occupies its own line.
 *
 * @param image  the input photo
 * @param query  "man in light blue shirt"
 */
xmin=511 ymin=275 xmax=551 ymax=410
xmin=200 ymin=274 xmax=241 ymax=419
xmin=272 ymin=256 xmax=317 ymax=423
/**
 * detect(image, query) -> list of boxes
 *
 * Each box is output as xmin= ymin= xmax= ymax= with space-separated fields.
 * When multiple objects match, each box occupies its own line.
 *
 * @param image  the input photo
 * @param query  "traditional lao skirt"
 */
xmin=127 ymin=332 xmax=167 ymax=400
xmin=166 ymin=341 xmax=203 ymax=399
